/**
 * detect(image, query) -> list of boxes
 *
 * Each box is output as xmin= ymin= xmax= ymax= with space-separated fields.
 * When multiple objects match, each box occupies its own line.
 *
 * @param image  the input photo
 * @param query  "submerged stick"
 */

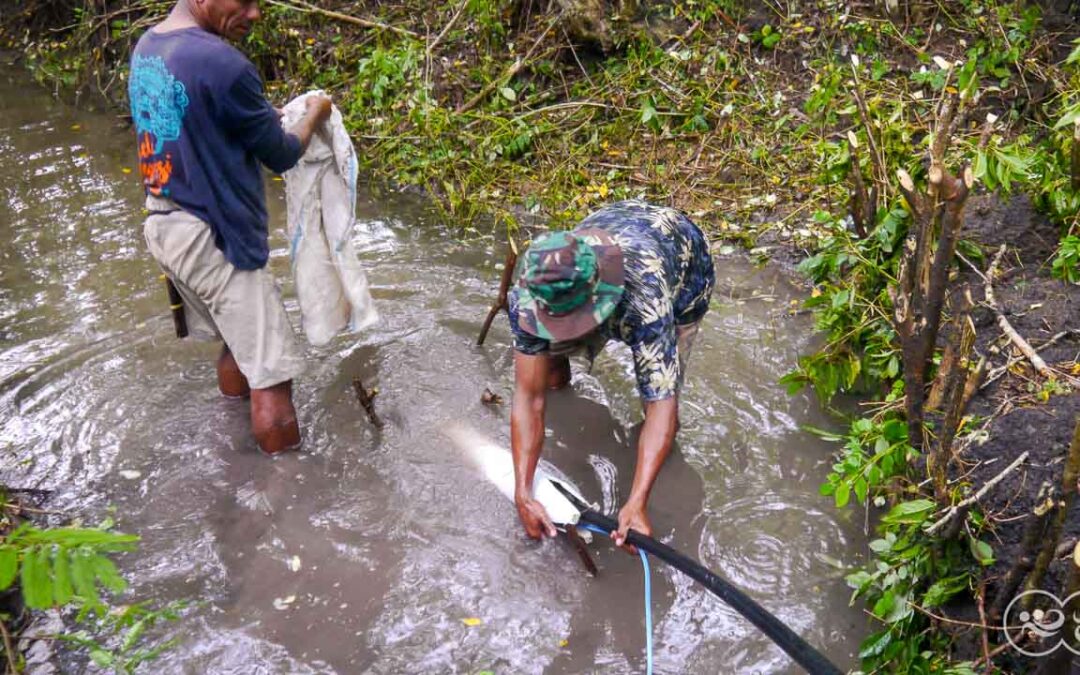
xmin=352 ymin=377 xmax=383 ymax=428
xmin=476 ymin=245 xmax=519 ymax=346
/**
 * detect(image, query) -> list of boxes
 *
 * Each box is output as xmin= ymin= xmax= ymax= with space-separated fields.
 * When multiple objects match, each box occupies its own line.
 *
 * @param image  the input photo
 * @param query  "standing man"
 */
xmin=129 ymin=0 xmax=331 ymax=454
xmin=509 ymin=200 xmax=715 ymax=550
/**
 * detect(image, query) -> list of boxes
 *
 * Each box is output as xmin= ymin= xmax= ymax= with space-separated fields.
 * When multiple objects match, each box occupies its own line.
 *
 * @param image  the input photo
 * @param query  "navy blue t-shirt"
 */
xmin=129 ymin=27 xmax=302 ymax=270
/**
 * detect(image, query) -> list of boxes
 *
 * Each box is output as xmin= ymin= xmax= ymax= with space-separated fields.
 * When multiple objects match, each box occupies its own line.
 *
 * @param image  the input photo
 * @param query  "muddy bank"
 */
xmin=939 ymin=192 xmax=1080 ymax=666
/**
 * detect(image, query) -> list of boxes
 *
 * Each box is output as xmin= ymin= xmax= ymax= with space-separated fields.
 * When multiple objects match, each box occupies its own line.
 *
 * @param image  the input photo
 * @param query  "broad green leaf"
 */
xmin=1054 ymin=104 xmax=1080 ymax=130
xmin=21 ymin=546 xmax=53 ymax=609
xmin=858 ymin=629 xmax=892 ymax=658
xmin=869 ymin=538 xmax=892 ymax=554
xmin=0 ymin=547 xmax=17 ymax=590
xmin=923 ymin=575 xmax=968 ymax=607
xmin=872 ymin=591 xmax=895 ymax=617
xmin=881 ymin=498 xmax=936 ymax=525
xmin=640 ymin=101 xmax=656 ymax=125
xmin=853 ymin=477 xmax=868 ymax=503
xmin=498 ymin=87 xmax=516 ymax=102
xmin=969 ymin=538 xmax=995 ymax=566
xmin=835 ymin=482 xmax=851 ymax=508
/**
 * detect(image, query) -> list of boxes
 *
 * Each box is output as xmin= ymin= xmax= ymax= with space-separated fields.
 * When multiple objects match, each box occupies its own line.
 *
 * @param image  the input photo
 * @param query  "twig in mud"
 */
xmin=979 ymin=245 xmax=1053 ymax=379
xmin=352 ymin=378 xmax=383 ymax=428
xmin=979 ymin=329 xmax=1079 ymax=390
xmin=265 ymin=0 xmax=419 ymax=38
xmin=477 ymin=243 xmax=519 ymax=347
xmin=926 ymin=450 xmax=1029 ymax=536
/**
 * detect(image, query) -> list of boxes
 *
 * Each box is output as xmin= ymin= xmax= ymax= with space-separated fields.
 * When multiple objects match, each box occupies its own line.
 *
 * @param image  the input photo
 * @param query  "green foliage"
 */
xmin=60 ymin=602 xmax=185 ymax=675
xmin=1 ymin=524 xmax=138 ymax=611
xmin=815 ymin=415 xmax=913 ymax=508
xmin=1052 ymin=235 xmax=1080 ymax=283
xmin=0 ymin=517 xmax=184 ymax=672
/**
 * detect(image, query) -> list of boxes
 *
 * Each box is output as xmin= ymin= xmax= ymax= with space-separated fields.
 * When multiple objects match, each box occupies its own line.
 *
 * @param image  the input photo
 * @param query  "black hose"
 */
xmin=576 ymin=508 xmax=844 ymax=675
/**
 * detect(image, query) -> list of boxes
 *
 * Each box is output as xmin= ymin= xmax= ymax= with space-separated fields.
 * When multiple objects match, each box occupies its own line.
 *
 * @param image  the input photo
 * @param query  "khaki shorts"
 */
xmin=143 ymin=196 xmax=304 ymax=390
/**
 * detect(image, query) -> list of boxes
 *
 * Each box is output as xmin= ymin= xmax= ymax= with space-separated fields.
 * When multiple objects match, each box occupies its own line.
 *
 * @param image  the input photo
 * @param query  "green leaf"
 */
xmin=0 ymin=547 xmax=17 ymax=590
xmin=881 ymin=498 xmax=936 ymax=525
xmin=923 ymin=575 xmax=968 ymax=607
xmin=835 ymin=482 xmax=851 ymax=508
xmin=91 ymin=555 xmax=127 ymax=594
xmin=969 ymin=538 xmax=995 ymax=566
xmin=873 ymin=591 xmax=895 ymax=617
xmin=640 ymin=100 xmax=657 ymax=126
xmin=90 ymin=649 xmax=115 ymax=668
xmin=71 ymin=551 xmax=101 ymax=607
xmin=498 ymin=86 xmax=516 ymax=102
xmin=121 ymin=617 xmax=148 ymax=653
xmin=853 ymin=477 xmax=868 ymax=503
xmin=858 ymin=629 xmax=892 ymax=658
xmin=869 ymin=538 xmax=892 ymax=554
xmin=1054 ymin=104 xmax=1080 ymax=130
xmin=21 ymin=546 xmax=53 ymax=609
xmin=53 ymin=547 xmax=75 ymax=606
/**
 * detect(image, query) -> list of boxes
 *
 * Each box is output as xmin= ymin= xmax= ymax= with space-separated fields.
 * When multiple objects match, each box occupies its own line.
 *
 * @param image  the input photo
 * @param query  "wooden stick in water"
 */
xmin=162 ymin=274 xmax=188 ymax=338
xmin=476 ymin=244 xmax=519 ymax=347
xmin=352 ymin=377 xmax=383 ymax=428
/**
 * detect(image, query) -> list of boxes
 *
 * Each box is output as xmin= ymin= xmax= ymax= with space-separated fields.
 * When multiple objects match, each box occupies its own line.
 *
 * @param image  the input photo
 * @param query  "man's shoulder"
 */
xmin=133 ymin=27 xmax=253 ymax=82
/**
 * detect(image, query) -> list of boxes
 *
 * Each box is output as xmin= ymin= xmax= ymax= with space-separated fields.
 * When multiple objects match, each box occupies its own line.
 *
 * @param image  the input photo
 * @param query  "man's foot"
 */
xmin=251 ymin=380 xmax=300 ymax=454
xmin=217 ymin=346 xmax=251 ymax=398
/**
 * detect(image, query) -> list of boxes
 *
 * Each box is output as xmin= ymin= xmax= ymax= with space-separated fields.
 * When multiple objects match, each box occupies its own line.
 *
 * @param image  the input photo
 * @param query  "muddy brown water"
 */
xmin=0 ymin=63 xmax=869 ymax=673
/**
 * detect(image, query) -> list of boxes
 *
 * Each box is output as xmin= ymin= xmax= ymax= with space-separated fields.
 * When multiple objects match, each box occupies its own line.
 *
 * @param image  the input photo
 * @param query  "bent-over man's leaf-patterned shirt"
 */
xmin=509 ymin=201 xmax=715 ymax=401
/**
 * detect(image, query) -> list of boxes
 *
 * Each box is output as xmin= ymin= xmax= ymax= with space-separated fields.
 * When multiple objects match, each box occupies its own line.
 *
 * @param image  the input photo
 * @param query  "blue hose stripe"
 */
xmin=578 ymin=524 xmax=653 ymax=675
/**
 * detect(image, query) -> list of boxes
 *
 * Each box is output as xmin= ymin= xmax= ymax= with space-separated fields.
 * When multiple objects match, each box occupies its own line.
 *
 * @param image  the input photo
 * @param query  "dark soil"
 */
xmin=942 ymin=192 xmax=1080 ymax=669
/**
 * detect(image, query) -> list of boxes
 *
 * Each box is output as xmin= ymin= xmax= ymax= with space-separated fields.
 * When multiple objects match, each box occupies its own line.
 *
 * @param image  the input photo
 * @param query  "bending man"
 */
xmin=509 ymin=200 xmax=715 ymax=550
xmin=129 ymin=0 xmax=331 ymax=453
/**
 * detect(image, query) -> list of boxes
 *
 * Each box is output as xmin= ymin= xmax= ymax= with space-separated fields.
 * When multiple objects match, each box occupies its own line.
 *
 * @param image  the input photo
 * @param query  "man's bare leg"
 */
xmin=217 ymin=345 xmax=250 ymax=398
xmin=547 ymin=355 xmax=571 ymax=390
xmin=251 ymin=380 xmax=301 ymax=454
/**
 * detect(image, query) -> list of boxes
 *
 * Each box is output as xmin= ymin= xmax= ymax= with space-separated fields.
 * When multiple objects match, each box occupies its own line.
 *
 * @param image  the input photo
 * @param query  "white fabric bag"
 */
xmin=281 ymin=91 xmax=378 ymax=346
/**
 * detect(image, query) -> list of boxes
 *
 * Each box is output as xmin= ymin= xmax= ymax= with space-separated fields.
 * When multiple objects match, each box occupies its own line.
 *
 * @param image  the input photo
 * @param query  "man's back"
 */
xmin=509 ymin=200 xmax=715 ymax=401
xmin=130 ymin=26 xmax=301 ymax=270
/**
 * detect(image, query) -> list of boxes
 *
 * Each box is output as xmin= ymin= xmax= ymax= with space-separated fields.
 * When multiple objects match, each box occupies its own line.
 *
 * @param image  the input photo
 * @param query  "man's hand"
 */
xmin=515 ymin=492 xmax=557 ymax=540
xmin=304 ymin=94 xmax=332 ymax=126
xmin=612 ymin=500 xmax=652 ymax=554
xmin=287 ymin=95 xmax=334 ymax=154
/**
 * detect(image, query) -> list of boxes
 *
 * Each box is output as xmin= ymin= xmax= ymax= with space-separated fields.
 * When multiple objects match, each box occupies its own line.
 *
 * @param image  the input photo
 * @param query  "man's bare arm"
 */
xmin=511 ymin=351 xmax=557 ymax=539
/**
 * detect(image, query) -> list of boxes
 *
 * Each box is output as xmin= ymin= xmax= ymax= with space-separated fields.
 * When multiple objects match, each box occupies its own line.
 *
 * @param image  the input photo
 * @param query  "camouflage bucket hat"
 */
xmin=514 ymin=228 xmax=625 ymax=341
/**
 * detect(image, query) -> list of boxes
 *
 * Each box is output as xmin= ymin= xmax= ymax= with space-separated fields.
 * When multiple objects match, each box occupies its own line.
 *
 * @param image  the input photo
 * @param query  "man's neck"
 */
xmin=154 ymin=1 xmax=201 ymax=33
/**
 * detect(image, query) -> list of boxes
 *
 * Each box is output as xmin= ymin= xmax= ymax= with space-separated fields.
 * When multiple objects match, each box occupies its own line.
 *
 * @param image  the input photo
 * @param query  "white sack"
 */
xmin=281 ymin=91 xmax=378 ymax=346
